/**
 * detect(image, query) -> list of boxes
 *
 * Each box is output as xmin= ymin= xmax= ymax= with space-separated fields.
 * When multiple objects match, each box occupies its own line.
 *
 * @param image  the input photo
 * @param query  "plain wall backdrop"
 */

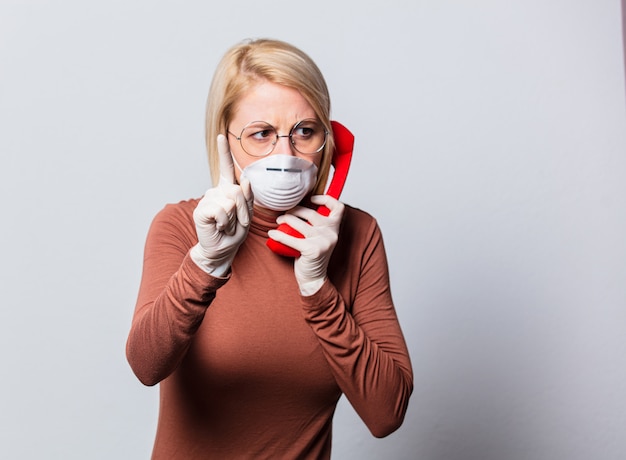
xmin=1 ymin=1 xmax=625 ymax=459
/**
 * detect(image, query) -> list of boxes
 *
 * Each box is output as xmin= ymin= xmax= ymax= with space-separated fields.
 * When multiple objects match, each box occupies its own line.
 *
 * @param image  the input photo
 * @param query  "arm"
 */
xmin=266 ymin=197 xmax=413 ymax=436
xmin=301 ymin=219 xmax=413 ymax=438
xmin=125 ymin=204 xmax=228 ymax=386
xmin=126 ymin=136 xmax=253 ymax=386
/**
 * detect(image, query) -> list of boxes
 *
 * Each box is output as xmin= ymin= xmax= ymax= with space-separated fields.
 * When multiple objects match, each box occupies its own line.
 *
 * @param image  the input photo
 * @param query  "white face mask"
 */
xmin=236 ymin=155 xmax=318 ymax=211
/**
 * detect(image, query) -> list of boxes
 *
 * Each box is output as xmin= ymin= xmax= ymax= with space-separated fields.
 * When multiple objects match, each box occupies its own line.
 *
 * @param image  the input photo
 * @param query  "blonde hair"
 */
xmin=205 ymin=38 xmax=334 ymax=194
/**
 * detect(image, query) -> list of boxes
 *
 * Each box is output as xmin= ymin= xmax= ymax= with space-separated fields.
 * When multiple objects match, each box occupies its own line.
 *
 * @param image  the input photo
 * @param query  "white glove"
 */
xmin=268 ymin=195 xmax=344 ymax=295
xmin=190 ymin=134 xmax=254 ymax=277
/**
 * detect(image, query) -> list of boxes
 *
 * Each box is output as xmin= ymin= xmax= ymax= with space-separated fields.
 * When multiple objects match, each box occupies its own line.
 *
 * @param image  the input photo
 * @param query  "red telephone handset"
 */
xmin=266 ymin=120 xmax=354 ymax=257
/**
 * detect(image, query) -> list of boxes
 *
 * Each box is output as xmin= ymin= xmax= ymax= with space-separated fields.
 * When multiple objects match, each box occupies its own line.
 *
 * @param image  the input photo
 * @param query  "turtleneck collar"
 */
xmin=249 ymin=206 xmax=282 ymax=236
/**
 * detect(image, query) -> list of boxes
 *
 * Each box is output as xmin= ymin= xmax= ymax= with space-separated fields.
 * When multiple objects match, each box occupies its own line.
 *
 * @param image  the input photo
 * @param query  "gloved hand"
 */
xmin=190 ymin=134 xmax=254 ymax=277
xmin=268 ymin=195 xmax=344 ymax=295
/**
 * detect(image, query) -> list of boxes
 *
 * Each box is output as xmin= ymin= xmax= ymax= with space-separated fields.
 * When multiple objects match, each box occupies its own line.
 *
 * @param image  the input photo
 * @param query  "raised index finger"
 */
xmin=217 ymin=134 xmax=235 ymax=186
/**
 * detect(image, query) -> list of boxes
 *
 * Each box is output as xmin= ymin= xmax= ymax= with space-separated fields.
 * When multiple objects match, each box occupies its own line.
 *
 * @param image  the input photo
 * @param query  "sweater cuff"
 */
xmin=189 ymin=243 xmax=232 ymax=278
xmin=298 ymin=277 xmax=325 ymax=296
xmin=300 ymin=278 xmax=338 ymax=312
xmin=181 ymin=252 xmax=230 ymax=299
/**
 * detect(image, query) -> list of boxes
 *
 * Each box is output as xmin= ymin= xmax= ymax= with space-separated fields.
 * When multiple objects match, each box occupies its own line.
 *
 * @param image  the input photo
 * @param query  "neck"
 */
xmin=253 ymin=205 xmax=284 ymax=222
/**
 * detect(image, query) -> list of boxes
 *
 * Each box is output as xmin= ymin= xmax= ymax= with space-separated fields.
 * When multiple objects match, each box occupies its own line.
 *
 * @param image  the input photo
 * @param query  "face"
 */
xmin=227 ymin=81 xmax=323 ymax=182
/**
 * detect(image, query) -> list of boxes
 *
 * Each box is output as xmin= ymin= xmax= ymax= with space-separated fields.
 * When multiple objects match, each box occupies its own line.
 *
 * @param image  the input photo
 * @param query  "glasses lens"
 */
xmin=240 ymin=122 xmax=277 ymax=157
xmin=291 ymin=119 xmax=327 ymax=155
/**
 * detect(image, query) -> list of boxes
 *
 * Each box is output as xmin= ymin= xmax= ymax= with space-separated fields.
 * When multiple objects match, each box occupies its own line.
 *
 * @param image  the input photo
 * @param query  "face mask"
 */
xmin=236 ymin=155 xmax=318 ymax=211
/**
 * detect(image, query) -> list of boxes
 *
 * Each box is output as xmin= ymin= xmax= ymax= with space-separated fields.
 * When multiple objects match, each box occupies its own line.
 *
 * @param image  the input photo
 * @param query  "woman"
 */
xmin=126 ymin=38 xmax=413 ymax=459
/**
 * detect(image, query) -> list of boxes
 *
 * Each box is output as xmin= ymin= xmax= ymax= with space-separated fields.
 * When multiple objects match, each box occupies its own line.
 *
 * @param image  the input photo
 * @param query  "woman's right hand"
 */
xmin=190 ymin=134 xmax=254 ymax=276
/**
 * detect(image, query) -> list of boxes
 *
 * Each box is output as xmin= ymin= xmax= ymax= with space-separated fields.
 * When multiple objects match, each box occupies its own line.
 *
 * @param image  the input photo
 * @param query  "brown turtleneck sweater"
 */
xmin=126 ymin=198 xmax=413 ymax=459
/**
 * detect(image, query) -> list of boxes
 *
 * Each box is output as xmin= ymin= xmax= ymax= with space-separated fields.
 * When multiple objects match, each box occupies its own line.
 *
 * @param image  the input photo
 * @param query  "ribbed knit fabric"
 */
xmin=126 ymin=198 xmax=413 ymax=459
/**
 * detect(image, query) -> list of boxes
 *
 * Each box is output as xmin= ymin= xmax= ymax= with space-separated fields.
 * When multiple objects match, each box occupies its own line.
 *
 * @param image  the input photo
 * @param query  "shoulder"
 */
xmin=342 ymin=203 xmax=381 ymax=237
xmin=146 ymin=197 xmax=202 ymax=246
xmin=330 ymin=203 xmax=389 ymax=287
xmin=336 ymin=203 xmax=386 ymax=257
xmin=152 ymin=197 xmax=201 ymax=225
xmin=343 ymin=203 xmax=376 ymax=221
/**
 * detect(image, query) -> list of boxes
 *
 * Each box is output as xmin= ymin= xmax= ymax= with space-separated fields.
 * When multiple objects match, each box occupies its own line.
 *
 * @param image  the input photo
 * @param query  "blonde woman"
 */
xmin=126 ymin=38 xmax=413 ymax=459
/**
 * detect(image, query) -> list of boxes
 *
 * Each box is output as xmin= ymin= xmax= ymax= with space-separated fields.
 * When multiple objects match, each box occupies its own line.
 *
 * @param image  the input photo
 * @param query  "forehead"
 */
xmin=231 ymin=81 xmax=317 ymax=127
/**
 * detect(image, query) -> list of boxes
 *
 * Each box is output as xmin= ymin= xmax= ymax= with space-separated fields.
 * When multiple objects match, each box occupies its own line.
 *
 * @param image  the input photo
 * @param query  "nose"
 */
xmin=272 ymin=134 xmax=296 ymax=156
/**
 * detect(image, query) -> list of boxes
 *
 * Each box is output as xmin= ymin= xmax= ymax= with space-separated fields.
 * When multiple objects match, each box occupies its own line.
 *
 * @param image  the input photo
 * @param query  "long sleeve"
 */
xmin=300 ymin=216 xmax=413 ymax=438
xmin=126 ymin=200 xmax=412 ymax=457
xmin=126 ymin=201 xmax=228 ymax=386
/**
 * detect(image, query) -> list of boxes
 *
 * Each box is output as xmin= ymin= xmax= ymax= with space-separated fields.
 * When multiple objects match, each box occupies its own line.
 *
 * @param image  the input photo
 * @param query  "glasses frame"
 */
xmin=228 ymin=118 xmax=328 ymax=157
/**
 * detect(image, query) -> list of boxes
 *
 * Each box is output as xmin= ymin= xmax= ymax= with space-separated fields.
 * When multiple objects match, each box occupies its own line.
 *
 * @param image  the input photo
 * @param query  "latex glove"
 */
xmin=190 ymin=134 xmax=254 ymax=277
xmin=268 ymin=195 xmax=344 ymax=296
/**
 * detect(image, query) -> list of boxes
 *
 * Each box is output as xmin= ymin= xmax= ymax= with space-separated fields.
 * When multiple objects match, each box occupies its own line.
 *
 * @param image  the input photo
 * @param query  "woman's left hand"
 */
xmin=268 ymin=195 xmax=344 ymax=296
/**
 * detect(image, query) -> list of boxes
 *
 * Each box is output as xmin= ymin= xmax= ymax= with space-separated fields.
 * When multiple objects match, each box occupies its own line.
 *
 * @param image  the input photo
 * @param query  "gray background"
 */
xmin=1 ymin=1 xmax=625 ymax=459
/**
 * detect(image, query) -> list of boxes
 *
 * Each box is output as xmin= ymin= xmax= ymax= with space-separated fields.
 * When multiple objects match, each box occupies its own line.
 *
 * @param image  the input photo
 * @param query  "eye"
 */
xmin=293 ymin=120 xmax=322 ymax=140
xmin=294 ymin=127 xmax=314 ymax=139
xmin=243 ymin=123 xmax=276 ymax=143
xmin=251 ymin=129 xmax=274 ymax=140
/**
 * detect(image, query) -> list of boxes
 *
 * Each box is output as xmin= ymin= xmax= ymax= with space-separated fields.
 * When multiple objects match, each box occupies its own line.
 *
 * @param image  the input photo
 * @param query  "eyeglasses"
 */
xmin=228 ymin=118 xmax=328 ymax=157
